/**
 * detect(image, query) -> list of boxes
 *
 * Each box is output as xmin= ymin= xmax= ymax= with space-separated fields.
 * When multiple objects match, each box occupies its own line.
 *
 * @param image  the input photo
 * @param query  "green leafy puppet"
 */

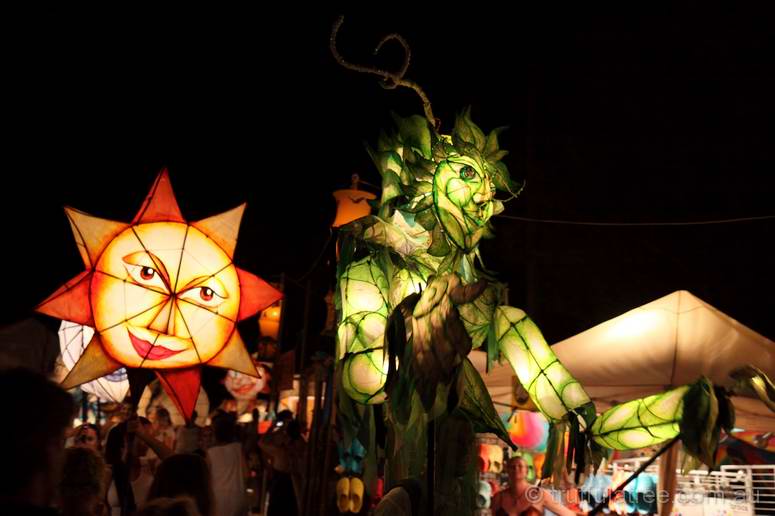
xmin=330 ymin=16 xmax=773 ymax=514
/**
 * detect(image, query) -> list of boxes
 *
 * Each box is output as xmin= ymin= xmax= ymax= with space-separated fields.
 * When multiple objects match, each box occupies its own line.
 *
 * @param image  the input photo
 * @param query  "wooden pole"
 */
xmin=318 ymin=362 xmax=335 ymax=516
xmin=427 ymin=418 xmax=435 ymax=514
xmin=589 ymin=436 xmax=680 ymax=515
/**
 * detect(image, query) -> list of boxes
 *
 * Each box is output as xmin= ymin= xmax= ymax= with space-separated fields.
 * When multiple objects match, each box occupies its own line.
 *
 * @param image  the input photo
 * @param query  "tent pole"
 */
xmin=589 ymin=435 xmax=680 ymax=515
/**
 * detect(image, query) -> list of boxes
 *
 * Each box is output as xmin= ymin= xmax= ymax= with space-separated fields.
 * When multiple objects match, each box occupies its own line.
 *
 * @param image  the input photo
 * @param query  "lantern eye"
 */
xmin=123 ymin=253 xmax=168 ymax=292
xmin=200 ymin=287 xmax=214 ymax=301
xmin=179 ymin=279 xmax=227 ymax=308
xmin=459 ymin=165 xmax=476 ymax=180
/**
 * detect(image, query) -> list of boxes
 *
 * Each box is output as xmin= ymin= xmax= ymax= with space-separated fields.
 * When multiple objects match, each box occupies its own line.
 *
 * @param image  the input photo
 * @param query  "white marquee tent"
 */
xmin=475 ymin=290 xmax=775 ymax=431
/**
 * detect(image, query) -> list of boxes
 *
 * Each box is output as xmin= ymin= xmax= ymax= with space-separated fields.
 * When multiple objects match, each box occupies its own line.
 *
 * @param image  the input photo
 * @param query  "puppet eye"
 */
xmin=459 ymin=165 xmax=476 ymax=180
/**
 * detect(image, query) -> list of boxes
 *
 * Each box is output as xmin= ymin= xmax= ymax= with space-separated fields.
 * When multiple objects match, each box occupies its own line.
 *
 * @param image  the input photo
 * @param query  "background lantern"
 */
xmin=331 ymin=174 xmax=376 ymax=228
xmin=507 ymin=410 xmax=549 ymax=452
xmin=58 ymin=320 xmax=129 ymax=402
xmin=258 ymin=301 xmax=282 ymax=341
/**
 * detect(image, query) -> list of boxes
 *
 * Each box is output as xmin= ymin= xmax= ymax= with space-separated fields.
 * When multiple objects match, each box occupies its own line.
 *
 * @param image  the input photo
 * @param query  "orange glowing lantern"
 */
xmin=331 ymin=174 xmax=376 ymax=228
xmin=37 ymin=170 xmax=283 ymax=422
xmin=259 ymin=301 xmax=282 ymax=340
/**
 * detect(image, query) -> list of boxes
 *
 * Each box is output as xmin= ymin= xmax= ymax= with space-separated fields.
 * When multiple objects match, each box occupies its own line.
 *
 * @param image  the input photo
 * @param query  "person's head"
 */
xmin=104 ymin=416 xmax=152 ymax=465
xmin=73 ymin=423 xmax=101 ymax=451
xmin=211 ymin=411 xmax=236 ymax=444
xmin=374 ymin=478 xmax=422 ymax=516
xmin=0 ymin=368 xmax=74 ymax=505
xmin=506 ymin=456 xmax=530 ymax=483
xmin=148 ymin=454 xmax=213 ymax=516
xmin=152 ymin=407 xmax=172 ymax=428
xmin=59 ymin=446 xmax=106 ymax=516
xmin=277 ymin=409 xmax=293 ymax=425
xmin=136 ymin=496 xmax=202 ymax=516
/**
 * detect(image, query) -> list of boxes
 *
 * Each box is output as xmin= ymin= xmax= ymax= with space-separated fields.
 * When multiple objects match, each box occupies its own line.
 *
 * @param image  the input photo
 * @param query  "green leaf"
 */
xmin=488 ymin=149 xmax=509 ymax=163
xmin=679 ymin=377 xmax=720 ymax=467
xmin=730 ymin=365 xmax=775 ymax=413
xmin=428 ymin=223 xmax=451 ymax=257
xmin=714 ymin=386 xmax=736 ymax=433
xmin=486 ymin=321 xmax=499 ymax=373
xmin=489 ymin=161 xmax=519 ymax=194
xmin=680 ymin=453 xmax=703 ymax=475
xmin=436 ymin=207 xmax=466 ymax=250
xmin=377 ymin=129 xmax=394 ymax=152
xmin=484 ymin=126 xmax=507 ymax=158
xmin=432 ymin=137 xmax=456 ymax=163
xmin=391 ymin=112 xmax=432 ymax=159
xmin=385 ymin=294 xmax=416 ymax=397
xmin=380 ymin=169 xmax=404 ymax=207
xmin=452 ymin=107 xmax=486 ymax=152
xmin=435 ymin=249 xmax=461 ymax=276
xmin=455 ymin=282 xmax=499 ymax=349
xmin=541 ymin=421 xmax=568 ymax=482
xmin=368 ymin=148 xmax=403 ymax=178
xmin=410 ymin=274 xmax=472 ymax=411
xmin=414 ymin=207 xmax=437 ymax=232
xmin=455 ymin=358 xmax=515 ymax=449
xmin=403 ymin=180 xmax=433 ymax=198
xmin=402 ymin=192 xmax=435 ymax=214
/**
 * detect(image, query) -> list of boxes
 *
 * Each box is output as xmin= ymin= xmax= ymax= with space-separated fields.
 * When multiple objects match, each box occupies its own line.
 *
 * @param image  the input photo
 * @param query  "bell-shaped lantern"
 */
xmin=259 ymin=300 xmax=282 ymax=340
xmin=331 ymin=174 xmax=376 ymax=228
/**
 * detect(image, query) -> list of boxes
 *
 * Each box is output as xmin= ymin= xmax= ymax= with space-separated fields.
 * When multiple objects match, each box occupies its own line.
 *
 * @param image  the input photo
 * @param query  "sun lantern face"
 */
xmin=37 ymin=170 xmax=282 ymax=422
xmin=92 ymin=222 xmax=240 ymax=368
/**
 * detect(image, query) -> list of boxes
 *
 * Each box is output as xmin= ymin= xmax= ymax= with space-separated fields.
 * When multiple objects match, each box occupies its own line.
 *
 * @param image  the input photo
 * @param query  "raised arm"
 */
xmin=542 ymin=489 xmax=578 ymax=516
xmin=128 ymin=418 xmax=173 ymax=460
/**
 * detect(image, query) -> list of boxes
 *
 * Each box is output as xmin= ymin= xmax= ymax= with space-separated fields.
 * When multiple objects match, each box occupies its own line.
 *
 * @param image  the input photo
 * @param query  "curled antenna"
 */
xmin=330 ymin=15 xmax=439 ymax=132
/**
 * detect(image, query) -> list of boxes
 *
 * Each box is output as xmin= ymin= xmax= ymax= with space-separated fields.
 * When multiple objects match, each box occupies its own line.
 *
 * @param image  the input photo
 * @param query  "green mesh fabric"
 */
xmin=494 ymin=306 xmax=591 ymax=422
xmin=337 ymin=257 xmax=390 ymax=404
xmin=591 ymin=386 xmax=688 ymax=450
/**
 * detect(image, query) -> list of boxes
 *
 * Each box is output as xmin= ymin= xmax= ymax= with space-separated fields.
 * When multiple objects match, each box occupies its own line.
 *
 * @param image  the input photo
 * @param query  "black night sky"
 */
xmin=2 ymin=10 xmax=774 ymax=355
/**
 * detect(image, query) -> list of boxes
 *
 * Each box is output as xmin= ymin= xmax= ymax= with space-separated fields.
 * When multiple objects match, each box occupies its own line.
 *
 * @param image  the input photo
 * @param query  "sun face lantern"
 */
xmin=37 ymin=170 xmax=282 ymax=422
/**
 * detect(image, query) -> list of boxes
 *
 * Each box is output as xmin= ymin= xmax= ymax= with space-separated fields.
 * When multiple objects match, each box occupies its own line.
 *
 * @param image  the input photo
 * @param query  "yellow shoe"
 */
xmin=337 ymin=477 xmax=351 ymax=513
xmin=349 ymin=476 xmax=364 ymax=513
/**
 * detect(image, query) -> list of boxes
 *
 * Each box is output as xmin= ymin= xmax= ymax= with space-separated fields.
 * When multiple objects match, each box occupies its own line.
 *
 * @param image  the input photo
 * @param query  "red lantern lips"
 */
xmin=128 ymin=331 xmax=184 ymax=361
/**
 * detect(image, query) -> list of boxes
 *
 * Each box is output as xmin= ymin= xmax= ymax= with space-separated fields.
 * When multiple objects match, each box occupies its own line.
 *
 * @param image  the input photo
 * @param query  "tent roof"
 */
xmin=475 ymin=290 xmax=775 ymax=430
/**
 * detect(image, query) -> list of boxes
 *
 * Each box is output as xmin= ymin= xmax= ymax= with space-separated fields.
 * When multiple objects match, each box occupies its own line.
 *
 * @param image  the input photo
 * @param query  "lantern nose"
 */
xmin=149 ymin=298 xmax=178 ymax=336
